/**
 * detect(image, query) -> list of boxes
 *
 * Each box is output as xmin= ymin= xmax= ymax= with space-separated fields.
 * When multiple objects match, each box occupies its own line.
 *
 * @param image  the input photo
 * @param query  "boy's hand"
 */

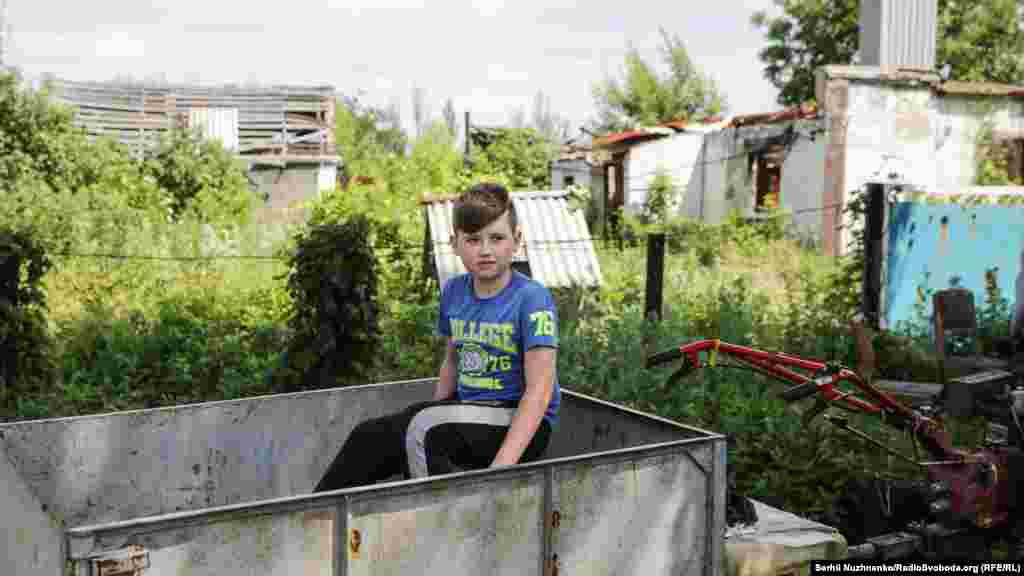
xmin=490 ymin=346 xmax=556 ymax=467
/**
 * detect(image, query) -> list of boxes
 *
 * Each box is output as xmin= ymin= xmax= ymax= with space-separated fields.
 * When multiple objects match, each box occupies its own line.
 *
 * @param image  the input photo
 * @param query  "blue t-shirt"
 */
xmin=437 ymin=271 xmax=561 ymax=425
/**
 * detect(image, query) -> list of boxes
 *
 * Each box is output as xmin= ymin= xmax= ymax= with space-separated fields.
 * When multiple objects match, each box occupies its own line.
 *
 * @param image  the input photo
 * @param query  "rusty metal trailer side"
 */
xmin=1 ymin=379 xmax=726 ymax=575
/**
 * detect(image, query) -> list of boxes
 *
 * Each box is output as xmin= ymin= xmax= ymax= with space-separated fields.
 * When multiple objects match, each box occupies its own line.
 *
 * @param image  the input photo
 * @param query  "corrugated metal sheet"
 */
xmin=859 ymin=0 xmax=937 ymax=70
xmin=188 ymin=108 xmax=239 ymax=152
xmin=423 ymin=190 xmax=602 ymax=289
xmin=47 ymin=77 xmax=336 ymax=158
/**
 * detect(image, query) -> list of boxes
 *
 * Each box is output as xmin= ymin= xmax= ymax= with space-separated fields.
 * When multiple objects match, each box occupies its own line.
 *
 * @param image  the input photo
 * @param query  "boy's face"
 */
xmin=453 ymin=211 xmax=520 ymax=284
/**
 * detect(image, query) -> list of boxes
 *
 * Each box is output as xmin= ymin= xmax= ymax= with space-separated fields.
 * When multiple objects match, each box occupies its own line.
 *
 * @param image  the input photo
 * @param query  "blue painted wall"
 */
xmin=884 ymin=202 xmax=1024 ymax=329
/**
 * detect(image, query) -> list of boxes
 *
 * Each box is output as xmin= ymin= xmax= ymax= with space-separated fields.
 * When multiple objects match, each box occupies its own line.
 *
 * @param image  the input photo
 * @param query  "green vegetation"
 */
xmin=0 ymin=70 xmax=1012 ymax=528
xmin=591 ymin=28 xmax=727 ymax=132
xmin=752 ymin=0 xmax=1024 ymax=107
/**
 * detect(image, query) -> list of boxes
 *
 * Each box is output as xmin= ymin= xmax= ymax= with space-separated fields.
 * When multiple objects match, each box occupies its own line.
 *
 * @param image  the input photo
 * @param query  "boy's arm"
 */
xmin=490 ymin=346 xmax=556 ymax=467
xmin=434 ymin=338 xmax=458 ymax=401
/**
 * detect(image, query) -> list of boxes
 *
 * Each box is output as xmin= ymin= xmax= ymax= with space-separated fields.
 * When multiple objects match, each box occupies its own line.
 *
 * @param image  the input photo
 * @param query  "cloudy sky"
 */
xmin=3 ymin=0 xmax=783 ymax=136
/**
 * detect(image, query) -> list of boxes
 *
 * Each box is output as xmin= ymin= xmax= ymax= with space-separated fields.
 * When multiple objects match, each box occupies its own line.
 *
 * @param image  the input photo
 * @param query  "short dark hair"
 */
xmin=453 ymin=182 xmax=518 ymax=234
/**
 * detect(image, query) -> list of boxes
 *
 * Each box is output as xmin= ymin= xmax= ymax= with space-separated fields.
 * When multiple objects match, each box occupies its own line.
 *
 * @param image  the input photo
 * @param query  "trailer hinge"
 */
xmin=92 ymin=545 xmax=149 ymax=576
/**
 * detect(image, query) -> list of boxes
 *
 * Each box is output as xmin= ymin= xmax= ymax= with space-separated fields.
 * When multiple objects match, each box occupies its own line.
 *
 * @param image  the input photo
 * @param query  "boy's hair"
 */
xmin=453 ymin=183 xmax=518 ymax=234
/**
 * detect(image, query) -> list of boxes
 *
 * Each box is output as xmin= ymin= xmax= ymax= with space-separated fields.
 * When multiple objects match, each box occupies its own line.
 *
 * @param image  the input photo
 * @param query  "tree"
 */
xmin=142 ymin=124 xmax=253 ymax=224
xmin=441 ymin=97 xmax=459 ymax=139
xmin=752 ymin=0 xmax=1024 ymax=107
xmin=334 ymin=93 xmax=408 ymax=187
xmin=464 ymin=126 xmax=555 ymax=190
xmin=590 ymin=28 xmax=727 ymax=133
xmin=411 ymin=85 xmax=430 ymax=139
xmin=531 ymin=91 xmax=572 ymax=144
xmin=508 ymin=105 xmax=527 ymax=129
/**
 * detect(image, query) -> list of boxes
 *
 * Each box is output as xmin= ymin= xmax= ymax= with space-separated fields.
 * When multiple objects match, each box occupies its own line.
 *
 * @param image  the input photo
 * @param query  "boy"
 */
xmin=314 ymin=182 xmax=559 ymax=491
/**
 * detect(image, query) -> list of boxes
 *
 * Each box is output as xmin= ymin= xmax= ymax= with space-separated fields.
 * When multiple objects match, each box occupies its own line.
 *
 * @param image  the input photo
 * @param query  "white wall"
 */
xmin=624 ymin=133 xmax=704 ymax=215
xmin=779 ymin=131 xmax=828 ymax=239
xmin=698 ymin=130 xmax=739 ymax=224
xmin=317 ymin=160 xmax=338 ymax=192
xmin=698 ymin=123 xmax=828 ymax=228
xmin=551 ymin=160 xmax=593 ymax=191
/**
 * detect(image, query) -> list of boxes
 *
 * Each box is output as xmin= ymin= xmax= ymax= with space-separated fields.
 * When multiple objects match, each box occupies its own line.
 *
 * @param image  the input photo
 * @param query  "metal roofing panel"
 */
xmin=423 ymin=190 xmax=603 ymax=290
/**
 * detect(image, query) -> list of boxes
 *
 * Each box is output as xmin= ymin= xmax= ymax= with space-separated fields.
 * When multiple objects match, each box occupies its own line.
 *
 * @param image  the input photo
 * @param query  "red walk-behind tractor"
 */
xmin=645 ymin=339 xmax=1024 ymax=561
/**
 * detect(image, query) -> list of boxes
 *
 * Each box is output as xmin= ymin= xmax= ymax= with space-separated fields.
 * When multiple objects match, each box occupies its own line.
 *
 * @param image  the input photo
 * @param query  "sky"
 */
xmin=2 ymin=0 xmax=783 ymax=138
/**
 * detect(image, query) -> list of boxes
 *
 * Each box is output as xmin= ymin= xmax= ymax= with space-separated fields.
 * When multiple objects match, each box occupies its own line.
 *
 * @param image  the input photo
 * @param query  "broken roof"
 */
xmin=727 ymin=103 xmax=820 ymax=128
xmin=46 ymin=76 xmax=337 ymax=158
xmin=422 ymin=190 xmax=602 ymax=289
xmin=591 ymin=117 xmax=726 ymax=150
xmin=592 ymin=126 xmax=674 ymax=149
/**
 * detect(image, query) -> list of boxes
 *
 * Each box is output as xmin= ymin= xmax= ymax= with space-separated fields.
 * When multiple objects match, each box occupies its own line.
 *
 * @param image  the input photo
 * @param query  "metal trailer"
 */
xmin=1 ymin=378 xmax=727 ymax=575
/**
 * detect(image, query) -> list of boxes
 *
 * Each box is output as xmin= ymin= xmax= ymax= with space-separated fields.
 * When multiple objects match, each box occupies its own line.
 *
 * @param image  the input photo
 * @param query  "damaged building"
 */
xmin=42 ymin=76 xmax=340 ymax=251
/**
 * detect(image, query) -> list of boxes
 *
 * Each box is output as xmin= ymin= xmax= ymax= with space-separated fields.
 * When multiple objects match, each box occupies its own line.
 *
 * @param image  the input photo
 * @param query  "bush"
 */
xmin=0 ymin=228 xmax=56 ymax=411
xmin=52 ymin=287 xmax=287 ymax=414
xmin=273 ymin=216 xmax=380 ymax=391
xmin=142 ymin=124 xmax=255 ymax=227
xmin=462 ymin=127 xmax=555 ymax=190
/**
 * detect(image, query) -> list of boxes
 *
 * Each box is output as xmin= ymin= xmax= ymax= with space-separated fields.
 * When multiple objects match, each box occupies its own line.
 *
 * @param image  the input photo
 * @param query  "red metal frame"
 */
xmin=670 ymin=339 xmax=1014 ymax=531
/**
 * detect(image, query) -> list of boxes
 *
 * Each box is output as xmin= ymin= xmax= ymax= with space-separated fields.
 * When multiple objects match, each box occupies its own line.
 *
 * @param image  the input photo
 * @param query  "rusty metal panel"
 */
xmin=424 ymin=190 xmax=602 ymax=289
xmin=0 ymin=437 xmax=64 ymax=576
xmin=71 ymin=506 xmax=336 ymax=575
xmin=883 ymin=192 xmax=1024 ymax=329
xmin=5 ymin=381 xmax=724 ymax=575
xmin=549 ymin=445 xmax=721 ymax=575
xmin=0 ymin=378 xmax=435 ymax=529
xmin=346 ymin=471 xmax=546 ymax=575
xmin=0 ymin=381 xmax=693 ymax=534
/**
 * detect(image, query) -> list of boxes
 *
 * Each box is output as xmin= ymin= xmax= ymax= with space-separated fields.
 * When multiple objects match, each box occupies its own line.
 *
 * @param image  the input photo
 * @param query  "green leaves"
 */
xmin=463 ymin=126 xmax=555 ymax=190
xmin=937 ymin=0 xmax=1024 ymax=84
xmin=753 ymin=0 xmax=1024 ymax=107
xmin=274 ymin=216 xmax=381 ymax=391
xmin=141 ymin=125 xmax=254 ymax=228
xmin=0 ymin=227 xmax=57 ymax=410
xmin=591 ymin=28 xmax=727 ymax=132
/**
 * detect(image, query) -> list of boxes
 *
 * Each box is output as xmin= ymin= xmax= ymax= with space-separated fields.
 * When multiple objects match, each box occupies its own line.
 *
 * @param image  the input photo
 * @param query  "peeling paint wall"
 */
xmin=835 ymin=79 xmax=1024 ymax=255
xmin=648 ymin=123 xmax=828 ymax=236
xmin=0 ymin=437 xmax=64 ymax=575
xmin=700 ymin=130 xmax=744 ymax=224
xmin=884 ymin=198 xmax=1024 ymax=329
